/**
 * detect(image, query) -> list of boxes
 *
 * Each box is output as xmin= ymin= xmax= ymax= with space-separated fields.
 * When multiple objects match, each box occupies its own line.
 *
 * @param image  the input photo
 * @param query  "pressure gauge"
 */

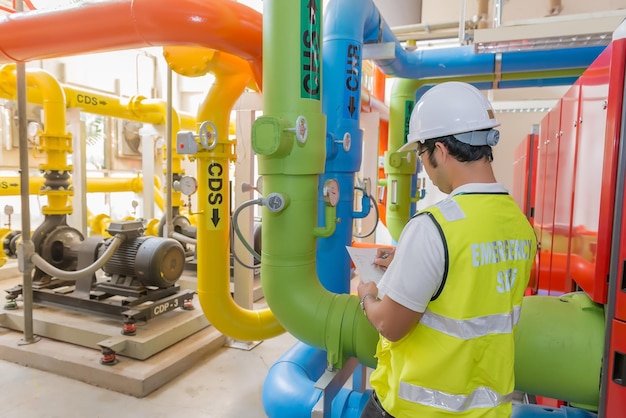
xmin=323 ymin=179 xmax=340 ymax=207
xmin=27 ymin=121 xmax=40 ymax=142
xmin=177 ymin=176 xmax=198 ymax=196
xmin=265 ymin=193 xmax=286 ymax=213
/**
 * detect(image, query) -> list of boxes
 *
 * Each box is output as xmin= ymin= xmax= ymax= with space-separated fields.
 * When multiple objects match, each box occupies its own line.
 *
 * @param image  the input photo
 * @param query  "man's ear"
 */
xmin=434 ymin=141 xmax=448 ymax=161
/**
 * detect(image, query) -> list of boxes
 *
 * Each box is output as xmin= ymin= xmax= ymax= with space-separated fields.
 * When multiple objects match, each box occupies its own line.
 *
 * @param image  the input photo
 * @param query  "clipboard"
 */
xmin=346 ymin=246 xmax=385 ymax=284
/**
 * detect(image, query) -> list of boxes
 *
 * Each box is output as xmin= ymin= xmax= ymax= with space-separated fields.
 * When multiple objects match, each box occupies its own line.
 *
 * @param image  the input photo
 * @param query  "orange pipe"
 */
xmin=373 ymin=67 xmax=388 ymax=226
xmin=0 ymin=0 xmax=263 ymax=89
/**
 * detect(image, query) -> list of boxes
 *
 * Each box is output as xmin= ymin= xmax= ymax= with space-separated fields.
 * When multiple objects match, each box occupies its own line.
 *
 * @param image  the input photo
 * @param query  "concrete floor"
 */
xmin=0 ymin=262 xmax=302 ymax=418
xmin=0 ymin=330 xmax=299 ymax=418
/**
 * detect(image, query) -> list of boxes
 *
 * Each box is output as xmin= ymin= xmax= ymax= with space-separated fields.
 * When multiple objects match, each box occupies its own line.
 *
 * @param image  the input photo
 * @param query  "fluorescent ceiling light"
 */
xmin=474 ymin=10 xmax=626 ymax=53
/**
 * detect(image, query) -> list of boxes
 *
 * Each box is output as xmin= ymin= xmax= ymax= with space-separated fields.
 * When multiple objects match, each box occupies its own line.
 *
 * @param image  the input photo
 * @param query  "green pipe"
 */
xmin=515 ymin=292 xmax=604 ymax=410
xmin=385 ymin=68 xmax=586 ymax=240
xmin=254 ymin=0 xmax=378 ymax=369
xmin=313 ymin=205 xmax=337 ymax=238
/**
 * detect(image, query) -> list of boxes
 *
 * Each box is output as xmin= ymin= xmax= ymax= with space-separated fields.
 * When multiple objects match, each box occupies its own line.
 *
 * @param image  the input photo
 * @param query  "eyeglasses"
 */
xmin=417 ymin=149 xmax=428 ymax=161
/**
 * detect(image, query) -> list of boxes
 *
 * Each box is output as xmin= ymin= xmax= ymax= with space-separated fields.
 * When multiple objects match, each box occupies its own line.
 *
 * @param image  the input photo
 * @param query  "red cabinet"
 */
xmin=604 ymin=320 xmax=626 ymax=417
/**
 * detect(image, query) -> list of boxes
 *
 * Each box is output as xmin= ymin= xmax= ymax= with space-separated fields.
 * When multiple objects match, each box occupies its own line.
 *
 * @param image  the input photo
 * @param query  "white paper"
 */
xmin=346 ymin=246 xmax=385 ymax=284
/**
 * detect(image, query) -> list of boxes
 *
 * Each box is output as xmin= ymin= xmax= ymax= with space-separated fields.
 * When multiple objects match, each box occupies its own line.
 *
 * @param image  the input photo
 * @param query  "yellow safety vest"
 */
xmin=370 ymin=192 xmax=537 ymax=417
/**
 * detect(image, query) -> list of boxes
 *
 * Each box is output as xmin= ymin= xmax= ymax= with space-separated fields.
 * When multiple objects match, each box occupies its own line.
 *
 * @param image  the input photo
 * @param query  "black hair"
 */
xmin=417 ymin=131 xmax=494 ymax=165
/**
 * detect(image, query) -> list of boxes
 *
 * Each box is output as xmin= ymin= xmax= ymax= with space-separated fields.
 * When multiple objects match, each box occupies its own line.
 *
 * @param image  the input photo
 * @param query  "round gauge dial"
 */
xmin=179 ymin=176 xmax=198 ymax=196
xmin=27 ymin=121 xmax=40 ymax=142
xmin=265 ymin=193 xmax=285 ymax=212
xmin=323 ymin=179 xmax=340 ymax=207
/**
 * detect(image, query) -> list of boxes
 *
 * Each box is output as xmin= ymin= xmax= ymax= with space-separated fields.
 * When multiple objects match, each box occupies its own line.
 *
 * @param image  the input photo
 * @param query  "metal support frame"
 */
xmin=5 ymin=281 xmax=195 ymax=324
xmin=312 ymin=357 xmax=368 ymax=418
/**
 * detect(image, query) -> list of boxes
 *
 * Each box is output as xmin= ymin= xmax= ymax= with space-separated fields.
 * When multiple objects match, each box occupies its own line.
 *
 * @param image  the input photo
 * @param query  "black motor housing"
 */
xmin=102 ymin=236 xmax=185 ymax=288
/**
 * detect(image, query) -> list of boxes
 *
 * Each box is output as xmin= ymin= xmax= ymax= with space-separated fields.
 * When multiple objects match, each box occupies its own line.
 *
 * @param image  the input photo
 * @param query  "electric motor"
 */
xmin=102 ymin=236 xmax=185 ymax=288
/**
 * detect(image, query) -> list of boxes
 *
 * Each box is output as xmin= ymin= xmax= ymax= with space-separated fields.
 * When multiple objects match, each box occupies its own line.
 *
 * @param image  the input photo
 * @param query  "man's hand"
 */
xmin=373 ymin=247 xmax=395 ymax=271
xmin=357 ymin=279 xmax=379 ymax=300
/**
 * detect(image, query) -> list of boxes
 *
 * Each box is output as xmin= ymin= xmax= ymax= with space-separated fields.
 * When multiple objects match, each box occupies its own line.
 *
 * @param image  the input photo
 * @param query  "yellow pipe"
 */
xmin=187 ymin=48 xmax=283 ymax=340
xmin=145 ymin=218 xmax=160 ymax=236
xmin=0 ymin=175 xmax=167 ymax=229
xmin=90 ymin=213 xmax=113 ymax=236
xmin=0 ymin=177 xmax=42 ymax=195
xmin=126 ymin=95 xmax=186 ymax=208
xmin=0 ymin=64 xmax=73 ymax=215
xmin=0 ymin=80 xmax=196 ymax=131
xmin=65 ymin=86 xmax=196 ymax=129
xmin=0 ymin=176 xmax=146 ymax=195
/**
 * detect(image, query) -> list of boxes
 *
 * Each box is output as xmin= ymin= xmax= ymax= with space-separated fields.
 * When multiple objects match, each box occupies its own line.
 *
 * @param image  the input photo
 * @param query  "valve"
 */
xmin=284 ymin=115 xmax=308 ymax=144
xmin=175 ymin=120 xmax=218 ymax=155
xmin=334 ymin=132 xmax=351 ymax=152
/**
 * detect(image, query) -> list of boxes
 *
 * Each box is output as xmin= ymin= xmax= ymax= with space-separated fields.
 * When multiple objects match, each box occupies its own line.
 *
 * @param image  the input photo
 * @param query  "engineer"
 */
xmin=358 ymin=81 xmax=537 ymax=417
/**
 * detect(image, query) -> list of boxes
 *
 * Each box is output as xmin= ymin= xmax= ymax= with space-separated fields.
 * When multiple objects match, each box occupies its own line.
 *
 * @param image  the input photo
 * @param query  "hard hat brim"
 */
xmin=397 ymin=141 xmax=419 ymax=152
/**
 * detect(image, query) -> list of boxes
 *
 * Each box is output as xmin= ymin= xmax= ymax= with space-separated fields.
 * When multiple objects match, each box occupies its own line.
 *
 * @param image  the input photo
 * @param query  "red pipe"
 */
xmin=0 ymin=0 xmax=263 ymax=87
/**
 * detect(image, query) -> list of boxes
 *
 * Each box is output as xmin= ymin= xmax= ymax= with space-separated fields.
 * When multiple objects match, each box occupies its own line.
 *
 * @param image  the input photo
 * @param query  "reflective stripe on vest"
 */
xmin=398 ymin=382 xmax=514 ymax=412
xmin=420 ymin=305 xmax=522 ymax=340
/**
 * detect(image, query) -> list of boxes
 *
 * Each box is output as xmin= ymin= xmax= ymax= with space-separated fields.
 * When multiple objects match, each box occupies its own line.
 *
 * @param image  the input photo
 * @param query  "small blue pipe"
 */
xmin=263 ymin=342 xmax=371 ymax=418
xmin=352 ymin=192 xmax=371 ymax=219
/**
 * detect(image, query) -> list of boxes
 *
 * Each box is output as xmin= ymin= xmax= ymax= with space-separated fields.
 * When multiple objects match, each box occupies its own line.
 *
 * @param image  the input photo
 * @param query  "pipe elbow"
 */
xmin=197 ymin=289 xmax=284 ymax=341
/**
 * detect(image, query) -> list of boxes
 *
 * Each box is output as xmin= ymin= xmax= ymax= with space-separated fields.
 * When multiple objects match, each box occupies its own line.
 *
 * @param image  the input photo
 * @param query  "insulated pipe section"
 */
xmin=515 ymin=293 xmax=604 ymax=410
xmin=0 ymin=0 xmax=263 ymax=89
xmin=258 ymin=0 xmax=378 ymax=369
xmin=318 ymin=0 xmax=368 ymax=295
xmin=31 ymin=234 xmax=124 ymax=280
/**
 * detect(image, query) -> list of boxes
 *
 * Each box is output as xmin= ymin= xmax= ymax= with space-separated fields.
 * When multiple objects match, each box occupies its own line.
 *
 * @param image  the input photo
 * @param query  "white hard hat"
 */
xmin=401 ymin=82 xmax=500 ymax=151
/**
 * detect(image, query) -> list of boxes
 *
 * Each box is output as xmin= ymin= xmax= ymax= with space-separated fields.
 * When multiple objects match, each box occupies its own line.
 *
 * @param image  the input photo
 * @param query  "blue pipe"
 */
xmin=263 ymin=341 xmax=371 ymax=418
xmin=317 ymin=172 xmax=359 ymax=294
xmin=325 ymin=0 xmax=603 ymax=79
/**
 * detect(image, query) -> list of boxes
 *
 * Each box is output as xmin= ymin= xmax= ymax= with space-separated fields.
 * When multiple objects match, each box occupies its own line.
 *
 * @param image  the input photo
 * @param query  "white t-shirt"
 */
xmin=377 ymin=183 xmax=509 ymax=313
